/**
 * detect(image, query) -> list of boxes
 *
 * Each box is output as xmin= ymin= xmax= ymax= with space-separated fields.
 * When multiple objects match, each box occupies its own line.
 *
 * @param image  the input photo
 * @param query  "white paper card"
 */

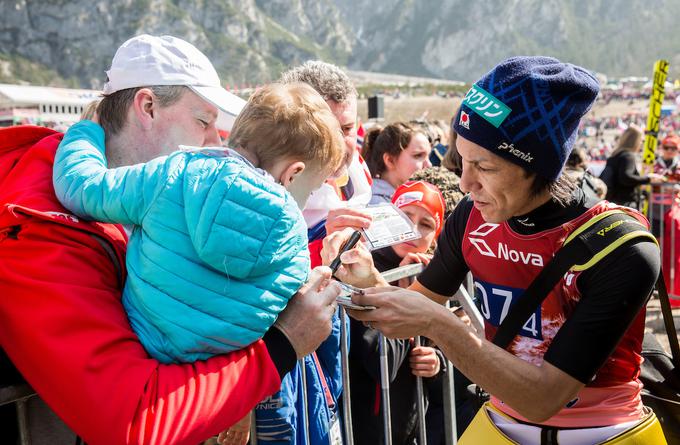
xmin=361 ymin=203 xmax=421 ymax=250
xmin=336 ymin=282 xmax=375 ymax=311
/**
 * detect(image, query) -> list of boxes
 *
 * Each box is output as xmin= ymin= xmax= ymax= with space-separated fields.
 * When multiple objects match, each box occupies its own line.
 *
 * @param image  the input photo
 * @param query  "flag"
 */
xmin=356 ymin=120 xmax=365 ymax=151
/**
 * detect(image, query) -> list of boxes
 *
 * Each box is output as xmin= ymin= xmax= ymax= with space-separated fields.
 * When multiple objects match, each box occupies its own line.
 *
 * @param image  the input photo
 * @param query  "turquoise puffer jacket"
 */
xmin=53 ymin=121 xmax=310 ymax=363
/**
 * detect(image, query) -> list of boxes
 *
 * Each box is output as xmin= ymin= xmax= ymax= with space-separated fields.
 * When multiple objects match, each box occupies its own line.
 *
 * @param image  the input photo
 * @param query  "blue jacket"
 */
xmin=53 ymin=120 xmax=310 ymax=363
xmin=255 ymin=308 xmax=347 ymax=444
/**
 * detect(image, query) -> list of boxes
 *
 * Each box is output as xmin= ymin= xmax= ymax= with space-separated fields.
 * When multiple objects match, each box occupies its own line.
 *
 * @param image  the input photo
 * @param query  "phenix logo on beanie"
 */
xmin=453 ymin=56 xmax=599 ymax=180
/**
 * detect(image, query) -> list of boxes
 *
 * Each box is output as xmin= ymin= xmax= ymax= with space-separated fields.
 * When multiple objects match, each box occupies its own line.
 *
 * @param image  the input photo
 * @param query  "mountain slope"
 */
xmin=1 ymin=0 xmax=679 ymax=88
xmin=0 ymin=0 xmax=352 ymax=88
xmin=334 ymin=0 xmax=680 ymax=81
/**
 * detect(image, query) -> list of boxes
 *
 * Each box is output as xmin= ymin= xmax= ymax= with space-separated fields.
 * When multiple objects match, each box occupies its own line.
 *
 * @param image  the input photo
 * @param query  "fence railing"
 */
xmin=0 ymin=382 xmax=36 ymax=445
xmin=273 ymin=264 xmax=483 ymax=445
xmin=6 ymin=185 xmax=678 ymax=443
xmin=2 ymin=265 xmax=483 ymax=445
xmin=640 ymin=182 xmax=679 ymax=299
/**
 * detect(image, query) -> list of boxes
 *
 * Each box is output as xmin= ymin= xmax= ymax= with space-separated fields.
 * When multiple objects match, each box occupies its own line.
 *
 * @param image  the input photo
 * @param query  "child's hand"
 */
xmin=409 ymin=345 xmax=440 ymax=378
xmin=397 ymin=253 xmax=432 ymax=288
xmin=217 ymin=412 xmax=251 ymax=445
xmin=399 ymin=252 xmax=432 ymax=267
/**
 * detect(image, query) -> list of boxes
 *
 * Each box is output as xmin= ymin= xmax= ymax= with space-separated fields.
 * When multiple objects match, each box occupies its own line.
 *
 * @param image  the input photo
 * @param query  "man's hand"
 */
xmin=321 ymin=228 xmax=385 ymax=288
xmin=409 ymin=345 xmax=441 ymax=378
xmin=325 ymin=208 xmax=372 ymax=235
xmin=275 ymin=267 xmax=340 ymax=358
xmin=349 ymin=286 xmax=452 ymax=339
xmin=217 ymin=412 xmax=251 ymax=445
xmin=451 ymin=306 xmax=473 ymax=330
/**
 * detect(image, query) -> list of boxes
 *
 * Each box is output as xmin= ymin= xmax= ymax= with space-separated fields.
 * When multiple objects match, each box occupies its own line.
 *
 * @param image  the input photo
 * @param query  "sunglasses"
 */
xmin=662 ymin=145 xmax=678 ymax=151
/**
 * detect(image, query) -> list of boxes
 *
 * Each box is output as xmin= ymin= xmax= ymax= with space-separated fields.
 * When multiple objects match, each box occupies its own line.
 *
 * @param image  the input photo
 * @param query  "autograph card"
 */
xmin=361 ymin=203 xmax=421 ymax=250
xmin=337 ymin=282 xmax=375 ymax=311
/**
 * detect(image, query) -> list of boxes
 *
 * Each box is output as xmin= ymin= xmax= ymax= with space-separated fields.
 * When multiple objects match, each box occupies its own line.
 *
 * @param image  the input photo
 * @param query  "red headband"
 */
xmin=392 ymin=180 xmax=446 ymax=236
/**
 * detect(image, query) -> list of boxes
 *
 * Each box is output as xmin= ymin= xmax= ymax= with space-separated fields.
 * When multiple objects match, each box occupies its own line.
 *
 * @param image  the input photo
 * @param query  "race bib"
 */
xmin=474 ymin=279 xmax=543 ymax=341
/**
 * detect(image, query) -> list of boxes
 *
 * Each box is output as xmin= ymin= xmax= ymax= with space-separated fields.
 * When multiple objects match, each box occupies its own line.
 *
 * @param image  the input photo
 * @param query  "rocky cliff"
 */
xmin=1 ymin=0 xmax=679 ymax=88
xmin=333 ymin=0 xmax=680 ymax=81
xmin=0 ymin=0 xmax=352 ymax=87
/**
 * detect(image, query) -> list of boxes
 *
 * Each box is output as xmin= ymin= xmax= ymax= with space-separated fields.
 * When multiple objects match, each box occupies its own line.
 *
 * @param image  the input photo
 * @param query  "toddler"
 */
xmin=53 ymin=82 xmax=344 ymax=365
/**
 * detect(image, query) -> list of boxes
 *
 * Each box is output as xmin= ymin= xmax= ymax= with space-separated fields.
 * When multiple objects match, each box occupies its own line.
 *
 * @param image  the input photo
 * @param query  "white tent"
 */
xmin=0 ymin=83 xmax=243 ymax=130
xmin=0 ymin=83 xmax=100 ymax=125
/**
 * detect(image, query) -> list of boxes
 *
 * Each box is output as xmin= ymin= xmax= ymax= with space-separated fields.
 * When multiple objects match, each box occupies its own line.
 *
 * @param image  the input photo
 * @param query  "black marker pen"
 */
xmin=329 ymin=230 xmax=362 ymax=274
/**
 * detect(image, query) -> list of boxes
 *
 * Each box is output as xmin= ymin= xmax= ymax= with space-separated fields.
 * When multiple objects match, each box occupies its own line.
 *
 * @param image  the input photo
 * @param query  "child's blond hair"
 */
xmin=229 ymin=83 xmax=344 ymax=174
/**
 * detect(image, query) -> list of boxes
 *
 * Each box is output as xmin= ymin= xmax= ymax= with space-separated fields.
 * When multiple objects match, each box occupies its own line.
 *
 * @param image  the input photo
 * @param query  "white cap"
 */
xmin=103 ymin=34 xmax=245 ymax=130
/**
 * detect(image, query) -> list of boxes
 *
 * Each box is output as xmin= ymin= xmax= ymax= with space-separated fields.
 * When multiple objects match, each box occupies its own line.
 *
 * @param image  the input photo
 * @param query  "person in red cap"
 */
xmin=655 ymin=134 xmax=680 ymax=180
xmin=649 ymin=134 xmax=680 ymax=237
xmin=347 ymin=180 xmax=446 ymax=445
xmin=652 ymin=134 xmax=680 ymax=302
xmin=388 ymin=180 xmax=446 ymax=271
xmin=648 ymin=134 xmax=680 ymax=237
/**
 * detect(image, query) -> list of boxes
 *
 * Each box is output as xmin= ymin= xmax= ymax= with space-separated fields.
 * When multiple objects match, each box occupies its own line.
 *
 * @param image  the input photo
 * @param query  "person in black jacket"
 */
xmin=602 ymin=125 xmax=665 ymax=207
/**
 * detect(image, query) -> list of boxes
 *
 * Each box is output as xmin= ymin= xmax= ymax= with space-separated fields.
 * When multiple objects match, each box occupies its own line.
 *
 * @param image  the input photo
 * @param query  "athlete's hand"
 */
xmin=349 ymin=286 xmax=449 ymax=339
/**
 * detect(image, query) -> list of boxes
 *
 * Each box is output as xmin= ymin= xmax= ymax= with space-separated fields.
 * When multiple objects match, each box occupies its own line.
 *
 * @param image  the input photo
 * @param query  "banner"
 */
xmin=643 ymin=60 xmax=669 ymax=167
xmin=641 ymin=60 xmax=669 ymax=216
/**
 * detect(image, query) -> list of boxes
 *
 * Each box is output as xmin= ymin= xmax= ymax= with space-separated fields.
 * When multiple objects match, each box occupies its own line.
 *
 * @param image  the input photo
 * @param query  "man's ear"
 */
xmin=279 ymin=161 xmax=306 ymax=187
xmin=131 ymin=88 xmax=156 ymax=130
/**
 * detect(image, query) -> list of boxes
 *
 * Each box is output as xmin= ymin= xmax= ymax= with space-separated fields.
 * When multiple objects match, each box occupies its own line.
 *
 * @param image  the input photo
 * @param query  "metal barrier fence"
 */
xmin=2 ymin=264 xmax=482 ymax=445
xmin=641 ymin=182 xmax=679 ymax=299
xmin=5 ymin=186 xmax=678 ymax=443
xmin=281 ymin=264 xmax=483 ymax=445
xmin=255 ymin=184 xmax=677 ymax=444
xmin=0 ymin=382 xmax=36 ymax=445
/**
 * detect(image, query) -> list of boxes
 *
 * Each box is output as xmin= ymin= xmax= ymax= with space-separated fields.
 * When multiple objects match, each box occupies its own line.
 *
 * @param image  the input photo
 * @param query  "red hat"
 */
xmin=391 ymin=181 xmax=446 ymax=236
xmin=662 ymin=134 xmax=680 ymax=149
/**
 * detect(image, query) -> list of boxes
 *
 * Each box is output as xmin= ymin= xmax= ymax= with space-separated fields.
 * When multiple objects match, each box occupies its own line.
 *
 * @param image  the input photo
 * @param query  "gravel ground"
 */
xmin=645 ymin=296 xmax=680 ymax=354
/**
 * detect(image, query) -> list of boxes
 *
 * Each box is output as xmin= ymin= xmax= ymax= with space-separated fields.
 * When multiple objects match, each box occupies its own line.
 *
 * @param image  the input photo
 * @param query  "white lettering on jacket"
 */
xmin=468 ymin=222 xmax=544 ymax=267
xmin=497 ymin=242 xmax=544 ymax=267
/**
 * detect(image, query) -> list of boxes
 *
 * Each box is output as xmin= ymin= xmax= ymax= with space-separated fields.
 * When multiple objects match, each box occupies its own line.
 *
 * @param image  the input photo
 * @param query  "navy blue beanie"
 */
xmin=453 ymin=56 xmax=599 ymax=180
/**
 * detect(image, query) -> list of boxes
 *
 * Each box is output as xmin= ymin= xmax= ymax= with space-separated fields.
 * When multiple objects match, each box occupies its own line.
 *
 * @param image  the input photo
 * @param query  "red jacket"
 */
xmin=0 ymin=126 xmax=281 ymax=445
